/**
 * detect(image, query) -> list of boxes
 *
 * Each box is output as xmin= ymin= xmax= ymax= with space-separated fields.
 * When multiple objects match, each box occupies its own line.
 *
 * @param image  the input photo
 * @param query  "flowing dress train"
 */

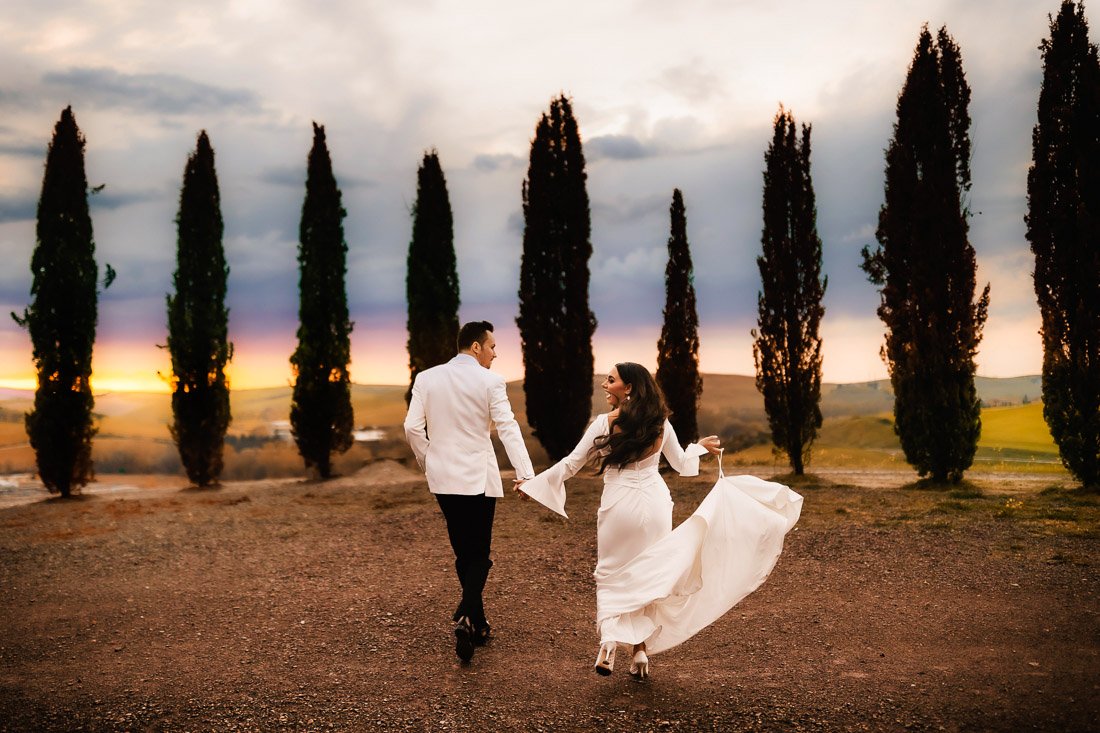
xmin=520 ymin=413 xmax=802 ymax=654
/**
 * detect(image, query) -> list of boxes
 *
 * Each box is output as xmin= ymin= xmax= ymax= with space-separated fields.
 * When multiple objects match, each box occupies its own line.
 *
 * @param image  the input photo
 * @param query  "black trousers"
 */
xmin=435 ymin=493 xmax=497 ymax=629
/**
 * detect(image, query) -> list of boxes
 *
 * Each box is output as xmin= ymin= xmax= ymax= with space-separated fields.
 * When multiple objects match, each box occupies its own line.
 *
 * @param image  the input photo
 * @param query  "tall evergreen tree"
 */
xmin=405 ymin=150 xmax=460 ymax=404
xmin=1026 ymin=1 xmax=1100 ymax=490
xmin=11 ymin=107 xmax=101 ymax=497
xmin=752 ymin=108 xmax=827 ymax=475
xmin=656 ymin=189 xmax=702 ymax=446
xmin=166 ymin=131 xmax=232 ymax=487
xmin=861 ymin=27 xmax=990 ymax=483
xmin=516 ymin=95 xmax=597 ymax=461
xmin=289 ymin=123 xmax=354 ymax=479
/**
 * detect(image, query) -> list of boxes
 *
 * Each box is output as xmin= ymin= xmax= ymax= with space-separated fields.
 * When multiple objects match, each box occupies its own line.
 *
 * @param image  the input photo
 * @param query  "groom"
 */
xmin=403 ymin=321 xmax=534 ymax=663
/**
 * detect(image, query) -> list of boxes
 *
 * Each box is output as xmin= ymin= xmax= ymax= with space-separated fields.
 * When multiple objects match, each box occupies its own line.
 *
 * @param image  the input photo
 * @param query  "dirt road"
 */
xmin=0 ymin=464 xmax=1096 ymax=731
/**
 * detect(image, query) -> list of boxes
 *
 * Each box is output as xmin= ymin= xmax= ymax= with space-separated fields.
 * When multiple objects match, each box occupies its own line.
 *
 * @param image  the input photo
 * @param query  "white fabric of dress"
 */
xmin=521 ymin=413 xmax=803 ymax=655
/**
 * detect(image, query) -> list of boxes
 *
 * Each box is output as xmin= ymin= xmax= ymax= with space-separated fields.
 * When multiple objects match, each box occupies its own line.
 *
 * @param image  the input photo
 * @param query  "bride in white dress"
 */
xmin=517 ymin=362 xmax=802 ymax=680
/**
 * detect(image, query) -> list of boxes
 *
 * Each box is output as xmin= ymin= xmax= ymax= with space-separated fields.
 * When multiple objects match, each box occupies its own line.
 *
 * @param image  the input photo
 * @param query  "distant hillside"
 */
xmin=819 ymin=375 xmax=1045 ymax=416
xmin=0 ymin=375 xmax=1059 ymax=476
xmin=728 ymin=401 xmax=1062 ymax=472
xmin=0 ymin=373 xmax=1046 ymax=435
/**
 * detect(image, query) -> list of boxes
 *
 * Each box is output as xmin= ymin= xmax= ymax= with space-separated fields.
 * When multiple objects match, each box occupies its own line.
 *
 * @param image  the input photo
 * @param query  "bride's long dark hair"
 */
xmin=593 ymin=362 xmax=668 ymax=473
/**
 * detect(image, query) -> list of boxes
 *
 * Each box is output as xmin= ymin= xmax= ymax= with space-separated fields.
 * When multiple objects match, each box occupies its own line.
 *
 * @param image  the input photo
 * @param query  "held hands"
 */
xmin=512 ymin=477 xmax=530 ymax=500
xmin=699 ymin=435 xmax=722 ymax=455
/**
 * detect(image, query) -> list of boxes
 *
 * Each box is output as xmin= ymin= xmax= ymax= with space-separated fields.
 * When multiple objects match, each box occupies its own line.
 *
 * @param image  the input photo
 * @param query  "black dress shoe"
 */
xmin=473 ymin=623 xmax=492 ymax=647
xmin=454 ymin=616 xmax=475 ymax=662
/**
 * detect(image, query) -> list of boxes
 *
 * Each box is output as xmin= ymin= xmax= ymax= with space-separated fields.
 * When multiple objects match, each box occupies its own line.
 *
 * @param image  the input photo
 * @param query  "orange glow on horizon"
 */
xmin=0 ymin=315 xmax=1043 ymax=394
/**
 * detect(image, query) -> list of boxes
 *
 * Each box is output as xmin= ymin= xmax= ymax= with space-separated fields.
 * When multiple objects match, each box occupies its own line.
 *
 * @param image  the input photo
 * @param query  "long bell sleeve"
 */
xmin=660 ymin=419 xmax=709 ymax=477
xmin=519 ymin=414 xmax=609 ymax=518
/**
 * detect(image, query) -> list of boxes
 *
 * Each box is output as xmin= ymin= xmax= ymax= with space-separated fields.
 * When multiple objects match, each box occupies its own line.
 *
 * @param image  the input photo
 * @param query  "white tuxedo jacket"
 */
xmin=404 ymin=353 xmax=534 ymax=497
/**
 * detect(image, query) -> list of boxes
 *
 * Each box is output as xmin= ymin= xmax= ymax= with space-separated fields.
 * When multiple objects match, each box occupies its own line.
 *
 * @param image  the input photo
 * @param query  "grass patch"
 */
xmin=948 ymin=486 xmax=984 ymax=499
xmin=1039 ymin=487 xmax=1100 ymax=506
xmin=788 ymin=476 xmax=1100 ymax=538
xmin=903 ymin=478 xmax=954 ymax=492
xmin=1038 ymin=507 xmax=1080 ymax=522
xmin=770 ymin=473 xmax=840 ymax=491
xmin=932 ymin=500 xmax=974 ymax=514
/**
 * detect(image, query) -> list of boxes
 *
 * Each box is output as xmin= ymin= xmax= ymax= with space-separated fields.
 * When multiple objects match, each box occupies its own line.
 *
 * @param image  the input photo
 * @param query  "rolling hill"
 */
xmin=0 ymin=374 xmax=1063 ymax=475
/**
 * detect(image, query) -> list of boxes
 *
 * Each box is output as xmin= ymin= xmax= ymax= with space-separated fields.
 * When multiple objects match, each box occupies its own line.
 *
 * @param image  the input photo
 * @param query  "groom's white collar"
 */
xmin=452 ymin=353 xmax=478 ymax=366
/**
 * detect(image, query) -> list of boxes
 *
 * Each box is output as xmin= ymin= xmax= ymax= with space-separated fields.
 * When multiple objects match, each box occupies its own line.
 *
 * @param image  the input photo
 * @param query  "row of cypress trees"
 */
xmin=407 ymin=2 xmax=1096 ymax=487
xmin=11 ymin=113 xmax=357 ymax=491
xmin=11 ymin=2 xmax=1098 ymax=493
xmin=408 ymin=94 xmax=704 ymax=462
xmin=755 ymin=5 xmax=1098 ymax=489
xmin=169 ymin=122 xmax=356 ymax=484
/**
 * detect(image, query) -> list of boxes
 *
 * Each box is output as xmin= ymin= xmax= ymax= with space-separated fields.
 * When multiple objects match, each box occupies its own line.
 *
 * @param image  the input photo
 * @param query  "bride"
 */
xmin=517 ymin=362 xmax=802 ymax=680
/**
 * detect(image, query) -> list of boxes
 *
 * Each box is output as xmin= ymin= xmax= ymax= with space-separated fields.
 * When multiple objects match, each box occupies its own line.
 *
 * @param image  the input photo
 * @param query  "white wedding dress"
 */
xmin=521 ymin=413 xmax=802 ymax=654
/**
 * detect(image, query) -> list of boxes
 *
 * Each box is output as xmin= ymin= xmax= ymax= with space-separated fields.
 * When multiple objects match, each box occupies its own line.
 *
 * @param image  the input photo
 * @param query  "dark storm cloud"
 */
xmin=506 ymin=210 xmax=524 ymax=235
xmin=0 ymin=195 xmax=36 ymax=223
xmin=89 ymin=188 xmax=162 ymax=211
xmin=792 ymin=52 xmax=1045 ymax=330
xmin=809 ymin=108 xmax=894 ymax=318
xmin=258 ymin=166 xmax=376 ymax=189
xmin=0 ymin=185 xmax=166 ymax=224
xmin=586 ymin=134 xmax=655 ymax=161
xmin=472 ymin=153 xmax=524 ymax=172
xmin=0 ymin=89 xmax=28 ymax=107
xmin=591 ymin=193 xmax=668 ymax=226
xmin=503 ymin=192 xmax=667 ymax=242
xmin=0 ymin=141 xmax=45 ymax=157
xmin=41 ymin=67 xmax=261 ymax=115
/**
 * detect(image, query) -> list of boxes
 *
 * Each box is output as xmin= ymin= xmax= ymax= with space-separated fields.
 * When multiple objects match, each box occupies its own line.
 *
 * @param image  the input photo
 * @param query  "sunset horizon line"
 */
xmin=0 ymin=370 xmax=1041 ymax=397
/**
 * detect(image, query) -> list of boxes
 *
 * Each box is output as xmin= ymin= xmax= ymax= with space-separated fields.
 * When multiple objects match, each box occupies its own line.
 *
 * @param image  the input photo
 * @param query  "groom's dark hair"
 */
xmin=457 ymin=321 xmax=494 ymax=351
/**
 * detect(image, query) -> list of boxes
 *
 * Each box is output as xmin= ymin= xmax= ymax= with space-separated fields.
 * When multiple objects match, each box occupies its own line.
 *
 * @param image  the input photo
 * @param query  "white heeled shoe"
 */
xmin=594 ymin=642 xmax=616 ymax=676
xmin=629 ymin=649 xmax=649 ymax=680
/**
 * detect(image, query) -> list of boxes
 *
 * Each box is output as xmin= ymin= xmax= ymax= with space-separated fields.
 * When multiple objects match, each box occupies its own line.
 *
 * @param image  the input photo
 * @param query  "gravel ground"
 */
xmin=0 ymin=462 xmax=1096 ymax=732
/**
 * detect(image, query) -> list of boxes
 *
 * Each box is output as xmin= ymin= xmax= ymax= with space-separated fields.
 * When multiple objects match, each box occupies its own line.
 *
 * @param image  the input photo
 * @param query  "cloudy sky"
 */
xmin=0 ymin=0 xmax=1085 ymax=391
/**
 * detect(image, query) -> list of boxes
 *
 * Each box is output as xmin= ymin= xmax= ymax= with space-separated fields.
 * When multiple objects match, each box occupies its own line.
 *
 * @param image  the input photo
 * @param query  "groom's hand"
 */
xmin=512 ymin=478 xmax=530 ymax=500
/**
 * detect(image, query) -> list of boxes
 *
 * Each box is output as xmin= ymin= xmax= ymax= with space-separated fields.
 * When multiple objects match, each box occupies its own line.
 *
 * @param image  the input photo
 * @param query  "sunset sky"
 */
xmin=0 ymin=0 xmax=1085 ymax=392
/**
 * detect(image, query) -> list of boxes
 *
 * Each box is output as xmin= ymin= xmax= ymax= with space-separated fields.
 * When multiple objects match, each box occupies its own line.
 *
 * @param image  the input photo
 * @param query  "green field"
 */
xmin=727 ymin=400 xmax=1063 ymax=473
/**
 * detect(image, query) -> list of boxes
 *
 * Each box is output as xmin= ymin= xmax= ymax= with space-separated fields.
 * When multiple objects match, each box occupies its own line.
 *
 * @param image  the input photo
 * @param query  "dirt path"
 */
xmin=0 ymin=464 xmax=1096 ymax=731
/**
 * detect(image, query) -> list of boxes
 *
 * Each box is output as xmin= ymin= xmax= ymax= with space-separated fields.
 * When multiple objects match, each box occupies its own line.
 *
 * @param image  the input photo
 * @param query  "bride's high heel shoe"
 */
xmin=594 ymin=642 xmax=616 ymax=676
xmin=629 ymin=649 xmax=649 ymax=681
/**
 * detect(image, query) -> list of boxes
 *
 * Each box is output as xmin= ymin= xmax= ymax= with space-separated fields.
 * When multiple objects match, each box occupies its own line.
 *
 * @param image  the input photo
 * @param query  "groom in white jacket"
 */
xmin=403 ymin=321 xmax=535 ymax=663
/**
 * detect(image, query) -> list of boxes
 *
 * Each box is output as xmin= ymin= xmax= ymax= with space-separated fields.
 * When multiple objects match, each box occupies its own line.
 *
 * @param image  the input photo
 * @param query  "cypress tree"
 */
xmin=405 ymin=150 xmax=460 ymax=404
xmin=1026 ymin=1 xmax=1100 ymax=490
xmin=861 ymin=27 xmax=990 ymax=483
xmin=289 ymin=123 xmax=354 ymax=479
xmin=656 ymin=189 xmax=702 ymax=446
xmin=516 ymin=94 xmax=598 ymax=461
xmin=166 ymin=131 xmax=232 ymax=487
xmin=752 ymin=108 xmax=827 ymax=475
xmin=11 ymin=107 xmax=100 ymax=497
